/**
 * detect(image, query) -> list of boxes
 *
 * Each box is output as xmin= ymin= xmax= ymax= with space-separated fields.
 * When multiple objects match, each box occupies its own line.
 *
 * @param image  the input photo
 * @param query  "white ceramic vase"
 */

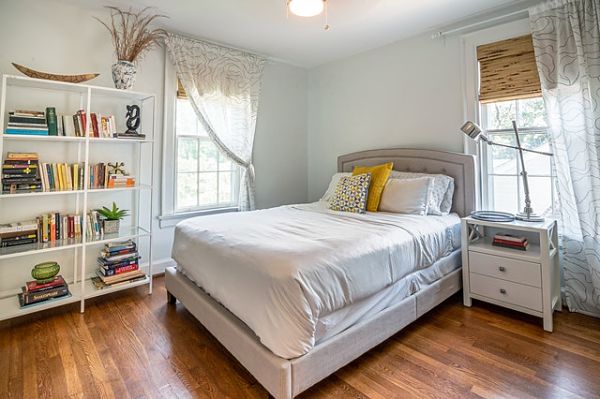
xmin=111 ymin=60 xmax=136 ymax=90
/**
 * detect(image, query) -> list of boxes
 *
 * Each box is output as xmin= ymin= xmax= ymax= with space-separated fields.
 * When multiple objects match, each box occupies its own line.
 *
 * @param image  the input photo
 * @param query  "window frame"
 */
xmin=479 ymin=98 xmax=557 ymax=215
xmin=160 ymin=55 xmax=239 ymax=228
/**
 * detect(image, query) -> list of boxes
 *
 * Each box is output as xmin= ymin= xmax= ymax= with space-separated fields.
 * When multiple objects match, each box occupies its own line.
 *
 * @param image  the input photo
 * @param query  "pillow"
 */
xmin=390 ymin=171 xmax=454 ymax=215
xmin=328 ymin=173 xmax=371 ymax=213
xmin=379 ymin=177 xmax=434 ymax=215
xmin=352 ymin=162 xmax=393 ymax=212
xmin=320 ymin=172 xmax=351 ymax=203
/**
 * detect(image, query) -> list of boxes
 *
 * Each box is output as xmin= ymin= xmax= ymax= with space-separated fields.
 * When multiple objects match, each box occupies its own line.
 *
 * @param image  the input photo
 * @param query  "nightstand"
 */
xmin=461 ymin=216 xmax=560 ymax=331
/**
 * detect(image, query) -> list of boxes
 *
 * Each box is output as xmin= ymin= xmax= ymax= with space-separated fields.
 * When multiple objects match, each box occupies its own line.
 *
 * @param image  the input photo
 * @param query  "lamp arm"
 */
xmin=481 ymin=137 xmax=553 ymax=157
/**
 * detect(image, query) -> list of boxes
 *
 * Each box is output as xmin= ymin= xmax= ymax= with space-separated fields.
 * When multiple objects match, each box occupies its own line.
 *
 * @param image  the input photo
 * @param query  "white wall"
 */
xmin=0 ymin=0 xmax=308 ymax=270
xmin=306 ymin=34 xmax=465 ymax=200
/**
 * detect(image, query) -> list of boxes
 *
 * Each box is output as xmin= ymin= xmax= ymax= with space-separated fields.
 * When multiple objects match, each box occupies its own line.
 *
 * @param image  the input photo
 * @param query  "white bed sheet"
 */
xmin=172 ymin=202 xmax=460 ymax=359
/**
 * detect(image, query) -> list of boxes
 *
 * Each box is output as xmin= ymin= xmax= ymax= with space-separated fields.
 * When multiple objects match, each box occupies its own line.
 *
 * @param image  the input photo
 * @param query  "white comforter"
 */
xmin=172 ymin=203 xmax=459 ymax=359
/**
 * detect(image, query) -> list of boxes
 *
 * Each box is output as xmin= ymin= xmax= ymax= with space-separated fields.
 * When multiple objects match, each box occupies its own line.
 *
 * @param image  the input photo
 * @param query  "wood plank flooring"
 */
xmin=1 ymin=275 xmax=599 ymax=399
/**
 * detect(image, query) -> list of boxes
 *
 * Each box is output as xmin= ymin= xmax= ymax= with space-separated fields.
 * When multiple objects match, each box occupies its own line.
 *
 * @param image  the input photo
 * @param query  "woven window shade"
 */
xmin=477 ymin=35 xmax=541 ymax=103
xmin=176 ymin=78 xmax=187 ymax=99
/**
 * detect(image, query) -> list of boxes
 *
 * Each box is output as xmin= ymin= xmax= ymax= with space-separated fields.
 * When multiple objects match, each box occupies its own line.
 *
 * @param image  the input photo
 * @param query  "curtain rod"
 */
xmin=431 ymin=8 xmax=529 ymax=39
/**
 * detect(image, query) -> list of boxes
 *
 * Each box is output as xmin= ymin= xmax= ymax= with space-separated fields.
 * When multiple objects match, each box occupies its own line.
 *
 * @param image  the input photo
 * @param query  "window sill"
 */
xmin=158 ymin=207 xmax=239 ymax=228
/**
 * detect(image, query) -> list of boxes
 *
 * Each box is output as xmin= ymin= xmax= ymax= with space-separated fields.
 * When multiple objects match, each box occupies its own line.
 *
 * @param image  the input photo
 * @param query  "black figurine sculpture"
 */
xmin=125 ymin=104 xmax=141 ymax=135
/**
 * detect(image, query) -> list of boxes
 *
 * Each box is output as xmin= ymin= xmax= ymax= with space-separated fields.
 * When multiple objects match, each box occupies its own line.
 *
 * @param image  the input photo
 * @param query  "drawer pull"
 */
xmin=500 ymin=288 xmax=507 ymax=294
xmin=498 ymin=266 xmax=506 ymax=272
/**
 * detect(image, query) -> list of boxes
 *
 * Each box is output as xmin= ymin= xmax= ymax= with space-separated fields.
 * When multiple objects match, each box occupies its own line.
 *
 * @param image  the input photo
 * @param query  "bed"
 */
xmin=166 ymin=148 xmax=476 ymax=399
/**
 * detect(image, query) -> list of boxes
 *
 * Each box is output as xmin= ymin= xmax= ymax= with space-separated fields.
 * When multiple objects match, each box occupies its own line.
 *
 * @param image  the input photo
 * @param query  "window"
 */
xmin=480 ymin=97 xmax=557 ymax=216
xmin=174 ymin=98 xmax=239 ymax=212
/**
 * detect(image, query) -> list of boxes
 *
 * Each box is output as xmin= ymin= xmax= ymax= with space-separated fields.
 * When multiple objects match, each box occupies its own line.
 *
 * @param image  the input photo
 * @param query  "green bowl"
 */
xmin=31 ymin=261 xmax=60 ymax=283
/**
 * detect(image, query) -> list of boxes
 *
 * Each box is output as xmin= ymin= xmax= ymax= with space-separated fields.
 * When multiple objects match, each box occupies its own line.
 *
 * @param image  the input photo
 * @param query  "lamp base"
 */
xmin=515 ymin=212 xmax=545 ymax=222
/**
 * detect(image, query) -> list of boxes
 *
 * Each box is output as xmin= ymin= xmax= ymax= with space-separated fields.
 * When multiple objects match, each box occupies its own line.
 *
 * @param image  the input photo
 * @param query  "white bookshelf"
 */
xmin=0 ymin=74 xmax=155 ymax=321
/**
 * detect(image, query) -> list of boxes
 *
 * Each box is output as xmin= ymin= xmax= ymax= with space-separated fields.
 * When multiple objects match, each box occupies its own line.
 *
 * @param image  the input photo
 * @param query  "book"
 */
xmin=62 ymin=115 xmax=75 ymax=136
xmin=12 ymin=110 xmax=45 ymax=117
xmin=492 ymin=241 xmax=529 ymax=251
xmin=0 ymin=221 xmax=38 ymax=234
xmin=91 ymin=275 xmax=146 ymax=290
xmin=7 ymin=152 xmax=38 ymax=160
xmin=5 ymin=128 xmax=49 ymax=136
xmin=95 ymin=269 xmax=145 ymax=285
xmin=18 ymin=286 xmax=70 ymax=307
xmin=98 ymin=263 xmax=139 ymax=277
xmin=493 ymin=234 xmax=527 ymax=243
xmin=46 ymin=107 xmax=58 ymax=136
xmin=25 ymin=275 xmax=66 ymax=293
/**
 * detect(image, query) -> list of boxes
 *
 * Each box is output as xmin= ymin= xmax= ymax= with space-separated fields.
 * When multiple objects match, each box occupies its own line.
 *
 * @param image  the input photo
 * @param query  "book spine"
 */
xmin=22 ymin=286 xmax=69 ymax=304
xmin=101 ymin=263 xmax=139 ymax=276
xmin=46 ymin=107 xmax=58 ymax=136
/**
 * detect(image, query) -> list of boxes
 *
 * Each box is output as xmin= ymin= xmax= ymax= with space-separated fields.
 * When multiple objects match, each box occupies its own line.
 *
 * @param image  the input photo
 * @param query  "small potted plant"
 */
xmin=97 ymin=202 xmax=129 ymax=234
xmin=95 ymin=7 xmax=167 ymax=89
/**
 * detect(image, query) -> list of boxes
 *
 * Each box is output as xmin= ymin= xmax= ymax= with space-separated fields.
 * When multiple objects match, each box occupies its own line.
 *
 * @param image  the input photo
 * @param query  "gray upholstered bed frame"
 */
xmin=165 ymin=148 xmax=476 ymax=399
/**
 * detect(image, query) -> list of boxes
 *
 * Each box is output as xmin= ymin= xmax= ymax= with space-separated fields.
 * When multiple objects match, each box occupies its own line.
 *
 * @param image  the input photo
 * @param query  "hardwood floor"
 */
xmin=1 ymin=276 xmax=600 ymax=399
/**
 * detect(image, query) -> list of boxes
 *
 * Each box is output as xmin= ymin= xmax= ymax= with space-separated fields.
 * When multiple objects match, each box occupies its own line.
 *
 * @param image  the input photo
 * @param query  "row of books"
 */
xmin=492 ymin=234 xmax=529 ymax=251
xmin=6 ymin=110 xmax=49 ymax=136
xmin=1 ymin=152 xmax=136 ymax=194
xmin=5 ymin=109 xmax=121 ymax=138
xmin=18 ymin=275 xmax=71 ymax=308
xmin=1 ymin=152 xmax=42 ymax=194
xmin=92 ymin=240 xmax=145 ymax=289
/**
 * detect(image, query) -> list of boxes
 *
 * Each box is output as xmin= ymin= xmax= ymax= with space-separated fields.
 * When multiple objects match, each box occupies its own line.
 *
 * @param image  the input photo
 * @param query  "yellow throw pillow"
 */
xmin=352 ymin=162 xmax=393 ymax=212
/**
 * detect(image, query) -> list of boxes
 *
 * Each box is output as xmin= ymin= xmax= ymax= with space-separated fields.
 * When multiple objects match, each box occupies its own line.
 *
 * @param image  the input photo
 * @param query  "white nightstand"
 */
xmin=461 ymin=216 xmax=561 ymax=331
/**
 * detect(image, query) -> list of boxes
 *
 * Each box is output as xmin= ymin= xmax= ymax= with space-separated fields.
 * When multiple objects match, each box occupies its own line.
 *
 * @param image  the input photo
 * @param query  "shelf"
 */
xmin=469 ymin=237 xmax=542 ymax=262
xmin=464 ymin=216 xmax=556 ymax=233
xmin=83 ymin=275 xmax=150 ymax=299
xmin=0 ymin=239 xmax=81 ymax=260
xmin=4 ymin=74 xmax=155 ymax=101
xmin=0 ymin=185 xmax=151 ymax=199
xmin=86 ymin=226 xmax=150 ymax=246
xmin=2 ymin=134 xmax=85 ymax=142
xmin=87 ymin=184 xmax=152 ymax=193
xmin=0 ymin=283 xmax=81 ymax=322
xmin=1 ymin=135 xmax=152 ymax=144
xmin=0 ymin=226 xmax=150 ymax=260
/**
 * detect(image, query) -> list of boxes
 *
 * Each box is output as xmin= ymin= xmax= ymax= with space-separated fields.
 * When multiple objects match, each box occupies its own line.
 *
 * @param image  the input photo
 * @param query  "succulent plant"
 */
xmin=97 ymin=202 xmax=129 ymax=221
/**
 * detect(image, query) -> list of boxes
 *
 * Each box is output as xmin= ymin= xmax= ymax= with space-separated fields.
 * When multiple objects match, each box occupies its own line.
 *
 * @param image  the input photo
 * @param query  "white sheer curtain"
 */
xmin=164 ymin=33 xmax=266 ymax=211
xmin=530 ymin=0 xmax=600 ymax=316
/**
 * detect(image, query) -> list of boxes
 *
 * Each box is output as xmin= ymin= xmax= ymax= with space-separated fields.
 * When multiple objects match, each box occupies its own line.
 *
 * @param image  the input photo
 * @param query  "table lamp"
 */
xmin=461 ymin=120 xmax=553 ymax=222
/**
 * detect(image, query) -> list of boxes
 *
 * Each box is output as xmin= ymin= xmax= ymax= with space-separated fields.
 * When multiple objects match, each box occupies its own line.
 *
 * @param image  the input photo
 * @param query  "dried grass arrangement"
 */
xmin=95 ymin=6 xmax=167 ymax=63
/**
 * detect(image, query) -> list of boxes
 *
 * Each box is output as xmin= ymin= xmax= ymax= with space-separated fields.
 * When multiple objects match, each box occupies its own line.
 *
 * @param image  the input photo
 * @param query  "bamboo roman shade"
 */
xmin=176 ymin=78 xmax=187 ymax=99
xmin=477 ymin=34 xmax=541 ymax=103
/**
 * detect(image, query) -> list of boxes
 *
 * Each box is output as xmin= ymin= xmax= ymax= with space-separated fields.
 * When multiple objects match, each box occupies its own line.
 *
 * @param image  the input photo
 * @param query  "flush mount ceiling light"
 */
xmin=287 ymin=0 xmax=331 ymax=30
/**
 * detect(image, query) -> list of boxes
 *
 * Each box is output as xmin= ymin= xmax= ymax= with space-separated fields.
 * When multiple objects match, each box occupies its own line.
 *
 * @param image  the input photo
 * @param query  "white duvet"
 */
xmin=172 ymin=203 xmax=459 ymax=359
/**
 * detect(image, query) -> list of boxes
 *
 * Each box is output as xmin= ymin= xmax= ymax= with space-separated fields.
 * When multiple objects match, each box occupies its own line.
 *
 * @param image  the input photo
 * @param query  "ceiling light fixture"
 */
xmin=287 ymin=0 xmax=331 ymax=30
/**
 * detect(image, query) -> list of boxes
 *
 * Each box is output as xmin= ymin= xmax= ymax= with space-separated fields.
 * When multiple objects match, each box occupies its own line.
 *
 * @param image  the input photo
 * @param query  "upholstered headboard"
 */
xmin=338 ymin=148 xmax=477 ymax=217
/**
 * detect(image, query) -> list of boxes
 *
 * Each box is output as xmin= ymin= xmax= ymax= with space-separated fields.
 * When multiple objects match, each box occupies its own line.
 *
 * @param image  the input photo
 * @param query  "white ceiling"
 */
xmin=57 ymin=0 xmax=531 ymax=67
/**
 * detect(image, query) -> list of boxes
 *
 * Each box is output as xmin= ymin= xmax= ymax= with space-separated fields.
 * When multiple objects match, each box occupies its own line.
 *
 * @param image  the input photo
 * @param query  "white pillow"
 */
xmin=379 ymin=177 xmax=434 ymax=215
xmin=320 ymin=172 xmax=351 ymax=203
xmin=390 ymin=171 xmax=454 ymax=215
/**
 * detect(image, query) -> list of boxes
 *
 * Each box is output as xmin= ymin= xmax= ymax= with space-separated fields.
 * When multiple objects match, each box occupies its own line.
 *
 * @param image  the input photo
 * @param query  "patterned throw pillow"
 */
xmin=329 ymin=173 xmax=372 ymax=213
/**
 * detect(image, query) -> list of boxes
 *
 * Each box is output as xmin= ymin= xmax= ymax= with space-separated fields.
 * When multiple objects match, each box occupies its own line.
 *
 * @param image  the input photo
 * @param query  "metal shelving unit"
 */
xmin=0 ymin=74 xmax=155 ymax=321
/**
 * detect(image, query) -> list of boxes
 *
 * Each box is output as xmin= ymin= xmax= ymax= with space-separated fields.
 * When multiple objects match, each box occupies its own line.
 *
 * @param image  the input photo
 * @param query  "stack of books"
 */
xmin=2 ymin=152 xmax=42 ymax=194
xmin=92 ymin=240 xmax=145 ymax=289
xmin=492 ymin=234 xmax=529 ymax=251
xmin=18 ymin=275 xmax=71 ymax=308
xmin=6 ymin=110 xmax=49 ymax=136
xmin=0 ymin=220 xmax=38 ymax=248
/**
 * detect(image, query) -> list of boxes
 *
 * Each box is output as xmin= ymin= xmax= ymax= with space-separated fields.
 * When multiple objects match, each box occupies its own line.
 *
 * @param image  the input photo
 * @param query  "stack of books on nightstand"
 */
xmin=492 ymin=233 xmax=528 ymax=251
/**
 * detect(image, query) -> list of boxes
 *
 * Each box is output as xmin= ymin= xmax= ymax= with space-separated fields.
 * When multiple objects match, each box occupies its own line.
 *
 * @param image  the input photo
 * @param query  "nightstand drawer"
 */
xmin=470 ymin=273 xmax=542 ymax=311
xmin=469 ymin=251 xmax=541 ymax=287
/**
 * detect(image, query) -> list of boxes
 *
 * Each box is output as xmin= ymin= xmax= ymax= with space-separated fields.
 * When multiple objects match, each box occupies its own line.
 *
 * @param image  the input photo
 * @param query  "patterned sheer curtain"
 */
xmin=164 ymin=33 xmax=266 ymax=211
xmin=530 ymin=0 xmax=600 ymax=316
